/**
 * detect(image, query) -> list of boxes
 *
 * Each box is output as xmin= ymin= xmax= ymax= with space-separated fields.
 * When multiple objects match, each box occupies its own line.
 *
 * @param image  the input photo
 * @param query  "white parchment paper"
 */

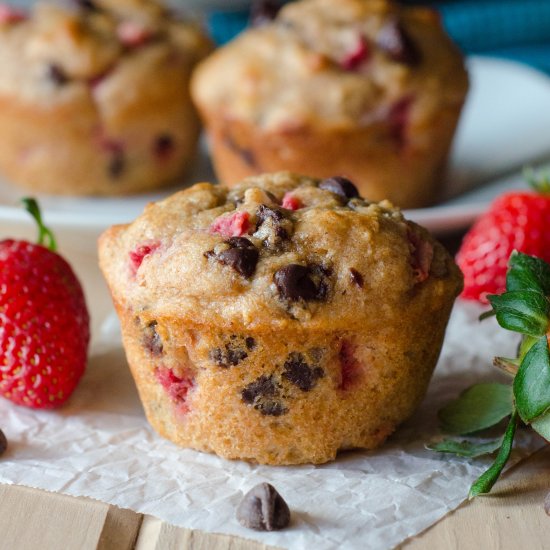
xmin=0 ymin=302 xmax=545 ymax=550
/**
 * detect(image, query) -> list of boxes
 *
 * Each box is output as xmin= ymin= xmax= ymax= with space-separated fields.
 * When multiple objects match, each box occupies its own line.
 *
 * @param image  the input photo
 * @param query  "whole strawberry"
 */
xmin=0 ymin=199 xmax=89 ymax=409
xmin=457 ymin=171 xmax=550 ymax=302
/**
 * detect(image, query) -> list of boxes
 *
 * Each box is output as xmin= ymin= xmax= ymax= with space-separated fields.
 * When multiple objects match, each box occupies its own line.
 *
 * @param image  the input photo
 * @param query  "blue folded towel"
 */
xmin=207 ymin=1 xmax=550 ymax=74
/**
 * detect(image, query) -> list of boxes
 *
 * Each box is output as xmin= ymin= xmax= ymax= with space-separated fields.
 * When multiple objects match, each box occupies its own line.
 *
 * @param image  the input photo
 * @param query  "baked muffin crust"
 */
xmin=191 ymin=0 xmax=469 ymax=208
xmin=0 ymin=0 xmax=210 ymax=195
xmin=100 ymin=172 xmax=463 ymax=464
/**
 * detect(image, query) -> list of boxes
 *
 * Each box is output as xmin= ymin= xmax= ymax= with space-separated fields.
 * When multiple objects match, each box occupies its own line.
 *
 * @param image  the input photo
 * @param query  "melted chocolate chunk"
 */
xmin=209 ymin=237 xmax=259 ymax=278
xmin=74 ymin=0 xmax=100 ymax=11
xmin=108 ymin=151 xmax=125 ymax=179
xmin=223 ymin=133 xmax=257 ymax=168
xmin=282 ymin=352 xmax=324 ymax=392
xmin=245 ymin=336 xmax=256 ymax=350
xmin=143 ymin=321 xmax=163 ymax=356
xmin=241 ymin=375 xmax=287 ymax=416
xmin=210 ymin=335 xmax=250 ymax=368
xmin=47 ymin=64 xmax=68 ymax=86
xmin=0 ymin=429 xmax=7 ymax=457
xmin=254 ymin=204 xmax=292 ymax=250
xmin=236 ymin=483 xmax=291 ymax=531
xmin=273 ymin=264 xmax=330 ymax=302
xmin=319 ymin=177 xmax=360 ymax=200
xmin=250 ymin=0 xmax=283 ymax=27
xmin=154 ymin=134 xmax=175 ymax=159
xmin=377 ymin=18 xmax=420 ymax=66
xmin=349 ymin=268 xmax=364 ymax=288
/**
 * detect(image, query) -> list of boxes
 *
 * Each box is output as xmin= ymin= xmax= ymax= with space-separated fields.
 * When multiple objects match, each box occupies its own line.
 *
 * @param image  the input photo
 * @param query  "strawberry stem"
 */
xmin=21 ymin=198 xmax=57 ymax=252
xmin=524 ymin=167 xmax=550 ymax=193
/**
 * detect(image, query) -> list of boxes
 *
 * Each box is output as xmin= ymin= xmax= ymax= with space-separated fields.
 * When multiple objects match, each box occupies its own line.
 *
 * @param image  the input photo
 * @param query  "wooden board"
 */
xmin=0 ymin=446 xmax=548 ymax=549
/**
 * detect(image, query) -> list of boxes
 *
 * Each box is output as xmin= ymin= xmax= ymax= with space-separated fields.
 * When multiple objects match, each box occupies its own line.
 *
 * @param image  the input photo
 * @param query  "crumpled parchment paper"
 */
xmin=0 ymin=302 xmax=545 ymax=550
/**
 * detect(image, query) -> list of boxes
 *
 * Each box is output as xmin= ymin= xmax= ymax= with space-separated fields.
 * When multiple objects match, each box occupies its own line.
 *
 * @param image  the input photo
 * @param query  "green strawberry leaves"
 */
xmin=438 ymin=383 xmax=513 ymax=434
xmin=429 ymin=251 xmax=550 ymax=498
xmin=514 ymin=336 xmax=550 ymax=424
xmin=427 ymin=437 xmax=503 ymax=458
xmin=469 ymin=411 xmax=519 ymax=498
xmin=487 ymin=291 xmax=549 ymax=337
xmin=487 ymin=252 xmax=550 ymax=337
xmin=505 ymin=251 xmax=550 ymax=295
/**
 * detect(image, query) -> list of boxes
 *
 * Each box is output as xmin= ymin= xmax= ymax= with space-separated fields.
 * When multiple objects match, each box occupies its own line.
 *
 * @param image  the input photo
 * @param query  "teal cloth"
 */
xmin=207 ymin=1 xmax=550 ymax=74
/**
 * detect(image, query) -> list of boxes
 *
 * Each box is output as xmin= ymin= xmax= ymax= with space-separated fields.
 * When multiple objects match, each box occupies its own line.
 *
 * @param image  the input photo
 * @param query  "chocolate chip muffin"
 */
xmin=99 ymin=172 xmax=462 ymax=465
xmin=0 ymin=0 xmax=210 ymax=195
xmin=191 ymin=0 xmax=468 ymax=209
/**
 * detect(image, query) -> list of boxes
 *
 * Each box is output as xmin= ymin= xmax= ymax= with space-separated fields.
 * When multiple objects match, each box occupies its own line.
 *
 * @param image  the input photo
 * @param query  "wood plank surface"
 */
xmin=402 ymin=445 xmax=550 ymax=549
xmin=0 ymin=445 xmax=548 ymax=549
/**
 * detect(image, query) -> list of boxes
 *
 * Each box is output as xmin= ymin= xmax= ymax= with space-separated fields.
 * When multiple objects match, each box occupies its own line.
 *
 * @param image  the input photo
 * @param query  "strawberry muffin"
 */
xmin=0 ymin=0 xmax=210 ymax=195
xmin=191 ymin=0 xmax=468 ymax=209
xmin=99 ymin=172 xmax=462 ymax=465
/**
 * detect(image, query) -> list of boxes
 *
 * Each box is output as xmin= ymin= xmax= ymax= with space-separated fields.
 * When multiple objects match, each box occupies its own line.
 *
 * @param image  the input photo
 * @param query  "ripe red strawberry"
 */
xmin=457 ymin=173 xmax=550 ymax=302
xmin=0 ymin=199 xmax=90 ymax=409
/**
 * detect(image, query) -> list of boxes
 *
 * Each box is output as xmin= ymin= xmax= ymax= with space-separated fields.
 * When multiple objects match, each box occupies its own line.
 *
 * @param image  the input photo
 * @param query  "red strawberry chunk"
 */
xmin=117 ymin=21 xmax=152 ymax=48
xmin=341 ymin=35 xmax=370 ymax=71
xmin=388 ymin=96 xmax=413 ymax=149
xmin=129 ymin=241 xmax=160 ymax=274
xmin=281 ymin=193 xmax=303 ymax=211
xmin=338 ymin=339 xmax=362 ymax=390
xmin=407 ymin=226 xmax=433 ymax=283
xmin=209 ymin=211 xmax=251 ymax=238
xmin=155 ymin=366 xmax=194 ymax=414
xmin=0 ymin=5 xmax=26 ymax=24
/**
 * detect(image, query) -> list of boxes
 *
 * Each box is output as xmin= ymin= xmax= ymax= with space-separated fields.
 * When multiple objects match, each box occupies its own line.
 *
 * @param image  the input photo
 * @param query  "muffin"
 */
xmin=191 ymin=0 xmax=468 ymax=209
xmin=0 ymin=0 xmax=210 ymax=195
xmin=99 ymin=172 xmax=462 ymax=465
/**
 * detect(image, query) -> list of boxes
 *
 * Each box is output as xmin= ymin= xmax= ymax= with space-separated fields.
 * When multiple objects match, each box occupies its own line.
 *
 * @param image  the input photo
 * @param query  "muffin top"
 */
xmin=0 ymin=0 xmax=210 ymax=106
xmin=192 ymin=0 xmax=468 ymax=132
xmin=99 ymin=172 xmax=463 ymax=330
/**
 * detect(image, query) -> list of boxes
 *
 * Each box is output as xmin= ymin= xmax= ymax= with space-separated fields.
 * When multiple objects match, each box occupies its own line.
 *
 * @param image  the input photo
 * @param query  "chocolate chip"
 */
xmin=245 ymin=337 xmax=256 ymax=350
xmin=213 ymin=237 xmax=259 ymax=278
xmin=377 ymin=18 xmax=420 ymax=66
xmin=210 ymin=336 xmax=249 ymax=368
xmin=143 ymin=321 xmax=163 ymax=357
xmin=108 ymin=151 xmax=125 ymax=179
xmin=256 ymin=204 xmax=284 ymax=226
xmin=319 ymin=177 xmax=360 ymax=200
xmin=223 ymin=133 xmax=257 ymax=168
xmin=282 ymin=352 xmax=324 ymax=392
xmin=0 ymin=429 xmax=7 ymax=457
xmin=237 ymin=483 xmax=291 ymax=531
xmin=274 ymin=264 xmax=330 ymax=302
xmin=47 ymin=64 xmax=68 ymax=86
xmin=545 ymin=491 xmax=550 ymax=516
xmin=258 ymin=401 xmax=287 ymax=416
xmin=250 ymin=0 xmax=283 ymax=27
xmin=73 ymin=0 xmax=100 ymax=11
xmin=254 ymin=204 xmax=292 ymax=250
xmin=153 ymin=134 xmax=175 ymax=159
xmin=241 ymin=375 xmax=287 ymax=416
xmin=349 ymin=268 xmax=364 ymax=288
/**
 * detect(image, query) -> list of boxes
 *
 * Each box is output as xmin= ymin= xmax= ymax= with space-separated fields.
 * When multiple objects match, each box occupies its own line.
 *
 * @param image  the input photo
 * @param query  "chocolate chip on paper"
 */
xmin=0 ymin=428 xmax=7 ymax=456
xmin=236 ymin=482 xmax=291 ymax=531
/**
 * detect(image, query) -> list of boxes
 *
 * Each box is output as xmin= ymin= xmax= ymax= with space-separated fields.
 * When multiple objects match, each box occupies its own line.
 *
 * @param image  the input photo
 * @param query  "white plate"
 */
xmin=1 ymin=56 xmax=549 ymax=234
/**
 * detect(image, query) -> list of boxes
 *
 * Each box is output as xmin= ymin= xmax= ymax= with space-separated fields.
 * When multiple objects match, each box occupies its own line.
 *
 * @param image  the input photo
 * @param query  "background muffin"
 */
xmin=0 ymin=0 xmax=210 ymax=195
xmin=192 ymin=0 xmax=469 ymax=209
xmin=99 ymin=171 xmax=462 ymax=465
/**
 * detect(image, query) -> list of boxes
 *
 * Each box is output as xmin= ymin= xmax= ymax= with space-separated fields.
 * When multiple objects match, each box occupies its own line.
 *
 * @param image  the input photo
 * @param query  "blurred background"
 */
xmin=9 ymin=0 xmax=550 ymax=73
xmin=200 ymin=0 xmax=550 ymax=74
